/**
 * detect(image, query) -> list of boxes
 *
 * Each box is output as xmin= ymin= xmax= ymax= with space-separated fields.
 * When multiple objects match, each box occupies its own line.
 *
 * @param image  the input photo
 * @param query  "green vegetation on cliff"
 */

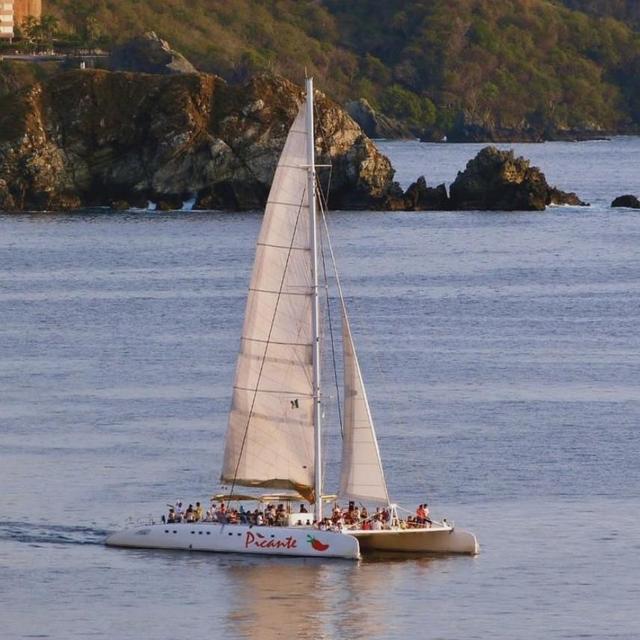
xmin=29 ymin=0 xmax=640 ymax=138
xmin=559 ymin=1 xmax=640 ymax=28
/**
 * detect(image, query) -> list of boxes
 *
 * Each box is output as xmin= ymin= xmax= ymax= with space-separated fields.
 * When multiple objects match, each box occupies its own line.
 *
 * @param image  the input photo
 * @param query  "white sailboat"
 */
xmin=106 ymin=78 xmax=478 ymax=559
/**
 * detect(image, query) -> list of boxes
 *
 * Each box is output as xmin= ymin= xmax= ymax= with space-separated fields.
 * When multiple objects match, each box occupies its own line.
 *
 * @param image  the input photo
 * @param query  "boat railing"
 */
xmin=123 ymin=514 xmax=158 ymax=527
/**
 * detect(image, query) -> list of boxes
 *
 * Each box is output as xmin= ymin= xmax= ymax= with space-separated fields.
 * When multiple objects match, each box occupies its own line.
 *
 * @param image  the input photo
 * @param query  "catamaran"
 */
xmin=105 ymin=79 xmax=479 ymax=559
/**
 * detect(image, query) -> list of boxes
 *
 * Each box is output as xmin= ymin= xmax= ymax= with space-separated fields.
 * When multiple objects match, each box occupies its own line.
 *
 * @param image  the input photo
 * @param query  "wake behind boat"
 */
xmin=106 ymin=78 xmax=478 ymax=559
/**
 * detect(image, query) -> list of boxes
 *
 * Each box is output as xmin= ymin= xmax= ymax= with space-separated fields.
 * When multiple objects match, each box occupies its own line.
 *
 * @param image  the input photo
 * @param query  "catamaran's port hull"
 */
xmin=349 ymin=527 xmax=479 ymax=555
xmin=105 ymin=523 xmax=361 ymax=559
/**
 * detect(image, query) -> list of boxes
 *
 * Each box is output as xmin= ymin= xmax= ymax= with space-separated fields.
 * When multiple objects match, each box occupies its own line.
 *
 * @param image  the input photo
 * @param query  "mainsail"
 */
xmin=338 ymin=309 xmax=390 ymax=504
xmin=221 ymin=106 xmax=315 ymax=497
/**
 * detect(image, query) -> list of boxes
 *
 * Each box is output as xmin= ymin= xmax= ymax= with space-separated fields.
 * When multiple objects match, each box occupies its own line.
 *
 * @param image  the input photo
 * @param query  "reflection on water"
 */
xmin=225 ymin=560 xmax=334 ymax=639
xmin=103 ymin=550 xmax=444 ymax=640
xmin=221 ymin=555 xmax=442 ymax=639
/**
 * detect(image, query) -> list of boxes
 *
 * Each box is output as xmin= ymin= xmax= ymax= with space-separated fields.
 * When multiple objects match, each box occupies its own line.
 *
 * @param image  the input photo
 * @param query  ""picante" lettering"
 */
xmin=244 ymin=531 xmax=298 ymax=550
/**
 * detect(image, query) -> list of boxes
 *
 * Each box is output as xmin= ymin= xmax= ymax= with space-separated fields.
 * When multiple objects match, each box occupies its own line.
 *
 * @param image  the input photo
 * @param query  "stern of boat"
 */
xmin=349 ymin=525 xmax=479 ymax=555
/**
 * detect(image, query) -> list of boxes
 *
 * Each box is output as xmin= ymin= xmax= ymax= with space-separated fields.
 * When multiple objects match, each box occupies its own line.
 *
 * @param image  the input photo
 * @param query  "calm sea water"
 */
xmin=1 ymin=138 xmax=640 ymax=639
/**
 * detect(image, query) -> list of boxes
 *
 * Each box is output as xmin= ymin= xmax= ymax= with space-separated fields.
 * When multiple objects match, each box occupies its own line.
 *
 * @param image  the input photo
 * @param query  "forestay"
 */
xmin=338 ymin=309 xmax=390 ymax=504
xmin=221 ymin=106 xmax=315 ymax=498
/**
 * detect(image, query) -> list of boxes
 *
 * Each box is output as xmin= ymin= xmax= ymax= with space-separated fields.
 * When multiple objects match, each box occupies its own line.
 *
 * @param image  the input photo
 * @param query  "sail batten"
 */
xmin=221 ymin=106 xmax=315 ymax=492
xmin=338 ymin=309 xmax=390 ymax=505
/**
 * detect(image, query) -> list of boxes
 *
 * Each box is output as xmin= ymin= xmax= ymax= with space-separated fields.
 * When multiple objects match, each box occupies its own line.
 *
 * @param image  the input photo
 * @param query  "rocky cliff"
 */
xmin=108 ymin=32 xmax=198 ymax=76
xmin=0 ymin=70 xmax=396 ymax=211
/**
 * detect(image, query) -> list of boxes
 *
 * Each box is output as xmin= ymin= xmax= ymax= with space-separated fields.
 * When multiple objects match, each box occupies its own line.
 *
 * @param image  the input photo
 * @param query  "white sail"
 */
xmin=221 ymin=106 xmax=315 ymax=497
xmin=339 ymin=309 xmax=390 ymax=504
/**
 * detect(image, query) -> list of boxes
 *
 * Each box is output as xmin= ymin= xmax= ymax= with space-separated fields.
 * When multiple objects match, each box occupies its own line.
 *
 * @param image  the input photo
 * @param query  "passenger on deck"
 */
xmin=300 ymin=504 xmax=308 ymax=513
xmin=423 ymin=503 xmax=432 ymax=527
xmin=185 ymin=504 xmax=195 ymax=522
xmin=194 ymin=502 xmax=204 ymax=522
xmin=207 ymin=503 xmax=217 ymax=522
xmin=217 ymin=502 xmax=227 ymax=522
xmin=167 ymin=507 xmax=176 ymax=524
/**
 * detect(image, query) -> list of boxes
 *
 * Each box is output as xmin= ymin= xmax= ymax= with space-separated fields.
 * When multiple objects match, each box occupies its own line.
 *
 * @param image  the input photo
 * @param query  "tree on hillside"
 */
xmin=19 ymin=16 xmax=40 ymax=52
xmin=60 ymin=2 xmax=102 ymax=49
xmin=17 ymin=14 xmax=60 ymax=52
xmin=39 ymin=15 xmax=59 ymax=50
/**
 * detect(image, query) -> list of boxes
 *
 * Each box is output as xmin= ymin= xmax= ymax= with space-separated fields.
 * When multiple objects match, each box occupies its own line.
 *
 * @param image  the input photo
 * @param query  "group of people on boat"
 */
xmin=318 ymin=501 xmax=434 ymax=531
xmin=164 ymin=501 xmax=207 ymax=523
xmin=162 ymin=499 xmax=302 ymax=527
xmin=161 ymin=498 xmax=436 ymax=531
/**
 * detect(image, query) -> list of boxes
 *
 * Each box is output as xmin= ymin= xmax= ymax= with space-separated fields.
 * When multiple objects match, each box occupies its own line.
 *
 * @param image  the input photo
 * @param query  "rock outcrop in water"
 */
xmin=611 ymin=194 xmax=640 ymax=209
xmin=383 ymin=176 xmax=449 ymax=211
xmin=0 ymin=70 xmax=396 ymax=211
xmin=382 ymin=147 xmax=587 ymax=212
xmin=449 ymin=146 xmax=587 ymax=211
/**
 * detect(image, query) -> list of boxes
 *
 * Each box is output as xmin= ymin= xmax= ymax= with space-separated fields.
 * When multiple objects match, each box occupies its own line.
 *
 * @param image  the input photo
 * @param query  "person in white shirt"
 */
xmin=175 ymin=501 xmax=184 ymax=522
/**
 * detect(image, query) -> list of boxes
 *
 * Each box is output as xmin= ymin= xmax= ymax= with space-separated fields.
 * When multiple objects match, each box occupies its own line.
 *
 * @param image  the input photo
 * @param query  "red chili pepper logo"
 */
xmin=307 ymin=534 xmax=330 ymax=552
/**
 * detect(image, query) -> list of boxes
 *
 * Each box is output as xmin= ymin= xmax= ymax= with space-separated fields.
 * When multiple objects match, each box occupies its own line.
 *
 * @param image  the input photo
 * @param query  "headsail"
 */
xmin=221 ymin=105 xmax=315 ymax=498
xmin=338 ymin=309 xmax=390 ymax=505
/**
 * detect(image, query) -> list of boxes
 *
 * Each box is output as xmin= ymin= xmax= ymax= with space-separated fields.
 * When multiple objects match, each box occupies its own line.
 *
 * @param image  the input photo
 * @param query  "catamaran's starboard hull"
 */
xmin=105 ymin=523 xmax=361 ymax=559
xmin=349 ymin=527 xmax=479 ymax=555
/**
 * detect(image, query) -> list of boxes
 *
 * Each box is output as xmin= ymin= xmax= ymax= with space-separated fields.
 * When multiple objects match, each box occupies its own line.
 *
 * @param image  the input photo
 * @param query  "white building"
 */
xmin=0 ymin=1 xmax=42 ymax=41
xmin=0 ymin=1 xmax=14 ymax=41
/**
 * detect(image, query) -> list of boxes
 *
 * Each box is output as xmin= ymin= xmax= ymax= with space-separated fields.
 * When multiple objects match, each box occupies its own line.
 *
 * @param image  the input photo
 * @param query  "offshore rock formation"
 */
xmin=0 ymin=70 xmax=396 ymax=211
xmin=384 ymin=147 xmax=586 ymax=212
xmin=384 ymin=176 xmax=449 ymax=211
xmin=109 ymin=32 xmax=198 ymax=75
xmin=611 ymin=194 xmax=640 ymax=209
xmin=449 ymin=146 xmax=587 ymax=211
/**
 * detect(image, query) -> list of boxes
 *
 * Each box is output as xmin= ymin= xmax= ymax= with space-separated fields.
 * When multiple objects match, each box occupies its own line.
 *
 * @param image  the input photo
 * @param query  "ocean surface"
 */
xmin=1 ymin=137 xmax=640 ymax=639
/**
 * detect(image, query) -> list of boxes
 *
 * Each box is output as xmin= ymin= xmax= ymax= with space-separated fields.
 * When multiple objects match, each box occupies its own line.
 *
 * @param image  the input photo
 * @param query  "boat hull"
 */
xmin=105 ymin=523 xmax=360 ymax=559
xmin=349 ymin=526 xmax=479 ymax=555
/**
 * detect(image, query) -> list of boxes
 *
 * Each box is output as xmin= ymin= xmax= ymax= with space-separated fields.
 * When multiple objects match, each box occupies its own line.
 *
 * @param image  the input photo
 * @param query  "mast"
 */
xmin=306 ymin=77 xmax=322 ymax=523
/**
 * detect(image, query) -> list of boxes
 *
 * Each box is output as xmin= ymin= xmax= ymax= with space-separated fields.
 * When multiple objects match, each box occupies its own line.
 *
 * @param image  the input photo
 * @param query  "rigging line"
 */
xmin=312 ymin=99 xmax=334 ymax=209
xmin=319 ymin=200 xmax=349 ymax=322
xmin=318 ymin=194 xmax=343 ymax=438
xmin=226 ymin=189 xmax=307 ymax=505
xmin=319 ymin=195 xmax=388 ymax=392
